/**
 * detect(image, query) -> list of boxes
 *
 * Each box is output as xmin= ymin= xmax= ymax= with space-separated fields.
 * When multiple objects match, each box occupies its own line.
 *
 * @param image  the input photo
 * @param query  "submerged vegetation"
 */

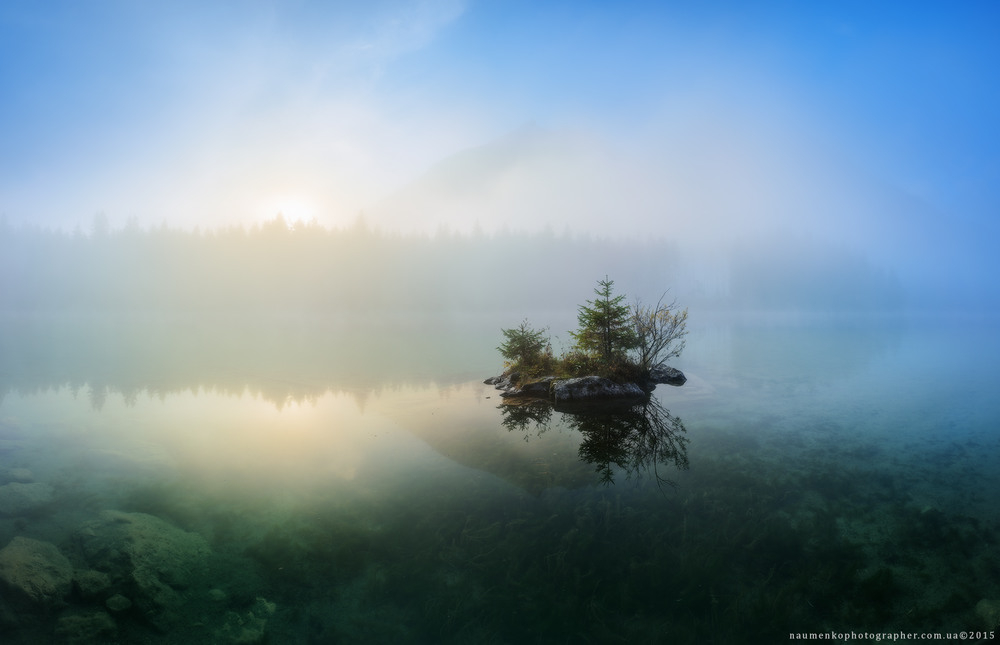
xmin=91 ymin=430 xmax=1000 ymax=643
xmin=498 ymin=276 xmax=688 ymax=385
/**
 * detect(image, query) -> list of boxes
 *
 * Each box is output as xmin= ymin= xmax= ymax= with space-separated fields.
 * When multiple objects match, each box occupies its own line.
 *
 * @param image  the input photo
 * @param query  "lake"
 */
xmin=1 ymin=312 xmax=998 ymax=643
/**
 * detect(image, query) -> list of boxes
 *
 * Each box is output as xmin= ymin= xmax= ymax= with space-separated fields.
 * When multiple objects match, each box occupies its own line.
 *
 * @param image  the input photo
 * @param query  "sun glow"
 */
xmin=260 ymin=193 xmax=319 ymax=224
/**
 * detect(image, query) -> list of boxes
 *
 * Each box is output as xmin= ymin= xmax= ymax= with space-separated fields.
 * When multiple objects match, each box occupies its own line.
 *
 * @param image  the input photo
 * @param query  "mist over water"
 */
xmin=2 ymin=2 xmax=999 ymax=642
xmin=1 ymin=214 xmax=919 ymax=317
xmin=2 ymin=98 xmax=997 ymax=645
xmin=2 ymin=302 xmax=999 ymax=642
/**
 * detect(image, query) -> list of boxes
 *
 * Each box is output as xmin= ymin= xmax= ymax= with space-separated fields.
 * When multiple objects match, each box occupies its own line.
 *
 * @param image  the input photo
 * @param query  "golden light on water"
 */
xmin=3 ymin=387 xmax=440 ymax=496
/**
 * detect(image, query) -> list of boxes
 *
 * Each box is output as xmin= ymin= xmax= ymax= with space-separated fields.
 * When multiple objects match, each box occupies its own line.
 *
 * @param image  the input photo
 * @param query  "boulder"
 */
xmin=54 ymin=609 xmax=117 ymax=644
xmin=648 ymin=364 xmax=687 ymax=386
xmin=551 ymin=376 xmax=646 ymax=404
xmin=214 ymin=596 xmax=276 ymax=644
xmin=489 ymin=371 xmax=664 ymax=404
xmin=0 ymin=536 xmax=74 ymax=609
xmin=105 ymin=593 xmax=133 ymax=613
xmin=499 ymin=376 xmax=556 ymax=399
xmin=77 ymin=510 xmax=211 ymax=631
xmin=487 ymin=360 xmax=686 ymax=405
xmin=487 ymin=372 xmax=521 ymax=391
xmin=0 ymin=482 xmax=55 ymax=516
xmin=73 ymin=569 xmax=112 ymax=599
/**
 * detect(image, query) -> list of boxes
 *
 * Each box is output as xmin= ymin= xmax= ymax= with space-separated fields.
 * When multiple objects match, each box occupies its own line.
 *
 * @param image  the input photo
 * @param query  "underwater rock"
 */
xmin=0 ymin=536 xmax=74 ymax=609
xmin=54 ymin=609 xmax=117 ymax=644
xmin=551 ymin=376 xmax=646 ymax=404
xmin=976 ymin=598 xmax=1000 ymax=629
xmin=0 ymin=467 xmax=34 ymax=484
xmin=0 ymin=481 xmax=55 ymax=515
xmin=214 ymin=596 xmax=276 ymax=644
xmin=77 ymin=510 xmax=211 ymax=631
xmin=73 ymin=569 xmax=112 ymax=599
xmin=105 ymin=593 xmax=132 ymax=613
xmin=0 ymin=439 xmax=24 ymax=455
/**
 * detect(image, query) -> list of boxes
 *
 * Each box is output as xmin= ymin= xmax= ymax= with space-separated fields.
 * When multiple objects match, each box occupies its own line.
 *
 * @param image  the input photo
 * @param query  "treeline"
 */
xmin=0 ymin=215 xmax=909 ymax=314
xmin=0 ymin=215 xmax=681 ymax=314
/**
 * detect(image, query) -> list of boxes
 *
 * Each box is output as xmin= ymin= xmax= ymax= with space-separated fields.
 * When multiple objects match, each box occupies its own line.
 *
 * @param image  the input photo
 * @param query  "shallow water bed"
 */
xmin=1 ymin=315 xmax=998 ymax=643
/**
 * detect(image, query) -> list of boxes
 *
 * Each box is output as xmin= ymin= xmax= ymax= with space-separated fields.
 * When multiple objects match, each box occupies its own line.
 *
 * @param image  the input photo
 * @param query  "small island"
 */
xmin=486 ymin=277 xmax=688 ymax=406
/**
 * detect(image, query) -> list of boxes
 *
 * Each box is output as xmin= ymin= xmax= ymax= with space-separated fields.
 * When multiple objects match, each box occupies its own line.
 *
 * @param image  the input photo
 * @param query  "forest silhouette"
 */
xmin=0 ymin=214 xmax=903 ymax=314
xmin=0 ymin=215 xmax=682 ymax=314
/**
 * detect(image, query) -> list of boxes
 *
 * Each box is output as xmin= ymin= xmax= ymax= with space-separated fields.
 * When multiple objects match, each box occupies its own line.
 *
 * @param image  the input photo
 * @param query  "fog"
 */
xmin=2 ymin=2 xmax=997 ymax=313
xmin=5 ymin=101 xmax=991 ymax=314
xmin=1 ymin=210 xmax=915 ymax=316
xmin=4 ymin=8 xmax=1000 ymax=643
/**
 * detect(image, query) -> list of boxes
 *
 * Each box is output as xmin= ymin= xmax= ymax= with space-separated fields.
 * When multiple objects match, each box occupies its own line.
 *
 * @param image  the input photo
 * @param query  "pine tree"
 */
xmin=570 ymin=276 xmax=638 ymax=368
xmin=497 ymin=319 xmax=551 ymax=372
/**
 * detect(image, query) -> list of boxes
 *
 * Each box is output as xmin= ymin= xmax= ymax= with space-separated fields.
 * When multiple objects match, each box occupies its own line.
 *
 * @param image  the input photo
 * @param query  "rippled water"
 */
xmin=1 ymin=313 xmax=998 ymax=643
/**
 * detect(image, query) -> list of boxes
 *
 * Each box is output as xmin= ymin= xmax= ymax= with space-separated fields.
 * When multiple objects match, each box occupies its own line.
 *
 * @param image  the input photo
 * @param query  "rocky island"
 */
xmin=486 ymin=364 xmax=686 ymax=405
xmin=490 ymin=277 xmax=688 ymax=407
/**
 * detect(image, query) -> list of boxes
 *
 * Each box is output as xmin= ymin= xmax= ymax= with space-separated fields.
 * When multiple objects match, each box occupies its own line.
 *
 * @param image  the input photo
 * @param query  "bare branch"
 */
xmin=631 ymin=292 xmax=688 ymax=372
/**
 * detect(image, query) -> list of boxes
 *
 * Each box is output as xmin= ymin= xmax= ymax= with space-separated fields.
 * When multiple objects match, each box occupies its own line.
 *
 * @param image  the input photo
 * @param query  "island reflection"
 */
xmin=499 ymin=396 xmax=690 ymax=488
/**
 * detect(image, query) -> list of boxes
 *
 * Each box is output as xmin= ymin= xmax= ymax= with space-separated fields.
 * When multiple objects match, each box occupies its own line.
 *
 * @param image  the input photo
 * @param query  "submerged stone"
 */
xmin=0 ymin=482 xmax=55 ymax=516
xmin=54 ymin=609 xmax=117 ymax=644
xmin=105 ymin=593 xmax=133 ymax=613
xmin=0 ymin=536 xmax=74 ymax=609
xmin=0 ymin=468 xmax=34 ymax=484
xmin=73 ymin=569 xmax=112 ymax=599
xmin=215 ymin=596 xmax=276 ymax=644
xmin=77 ymin=510 xmax=212 ymax=631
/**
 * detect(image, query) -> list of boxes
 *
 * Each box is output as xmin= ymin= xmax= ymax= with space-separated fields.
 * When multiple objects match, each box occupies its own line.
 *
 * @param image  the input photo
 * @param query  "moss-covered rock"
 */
xmin=214 ymin=596 xmax=276 ymax=644
xmin=53 ymin=609 xmax=117 ymax=644
xmin=77 ymin=510 xmax=211 ymax=631
xmin=0 ymin=536 xmax=74 ymax=610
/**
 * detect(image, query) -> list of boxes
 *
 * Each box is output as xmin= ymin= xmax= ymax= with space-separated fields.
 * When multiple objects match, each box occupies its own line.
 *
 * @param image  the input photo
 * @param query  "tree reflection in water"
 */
xmin=500 ymin=396 xmax=689 ymax=488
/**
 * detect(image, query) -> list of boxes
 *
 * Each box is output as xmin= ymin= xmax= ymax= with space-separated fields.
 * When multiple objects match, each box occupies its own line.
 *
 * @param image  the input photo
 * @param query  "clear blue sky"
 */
xmin=2 ymin=0 xmax=998 ymax=292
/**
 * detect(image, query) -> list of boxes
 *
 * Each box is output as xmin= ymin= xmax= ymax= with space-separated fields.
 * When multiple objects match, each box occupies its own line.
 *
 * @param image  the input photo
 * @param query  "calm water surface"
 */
xmin=1 ymin=314 xmax=998 ymax=643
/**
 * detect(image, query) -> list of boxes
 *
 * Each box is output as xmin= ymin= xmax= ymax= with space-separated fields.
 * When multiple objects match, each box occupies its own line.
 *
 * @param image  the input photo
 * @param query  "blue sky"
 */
xmin=1 ymin=0 xmax=998 ymax=300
